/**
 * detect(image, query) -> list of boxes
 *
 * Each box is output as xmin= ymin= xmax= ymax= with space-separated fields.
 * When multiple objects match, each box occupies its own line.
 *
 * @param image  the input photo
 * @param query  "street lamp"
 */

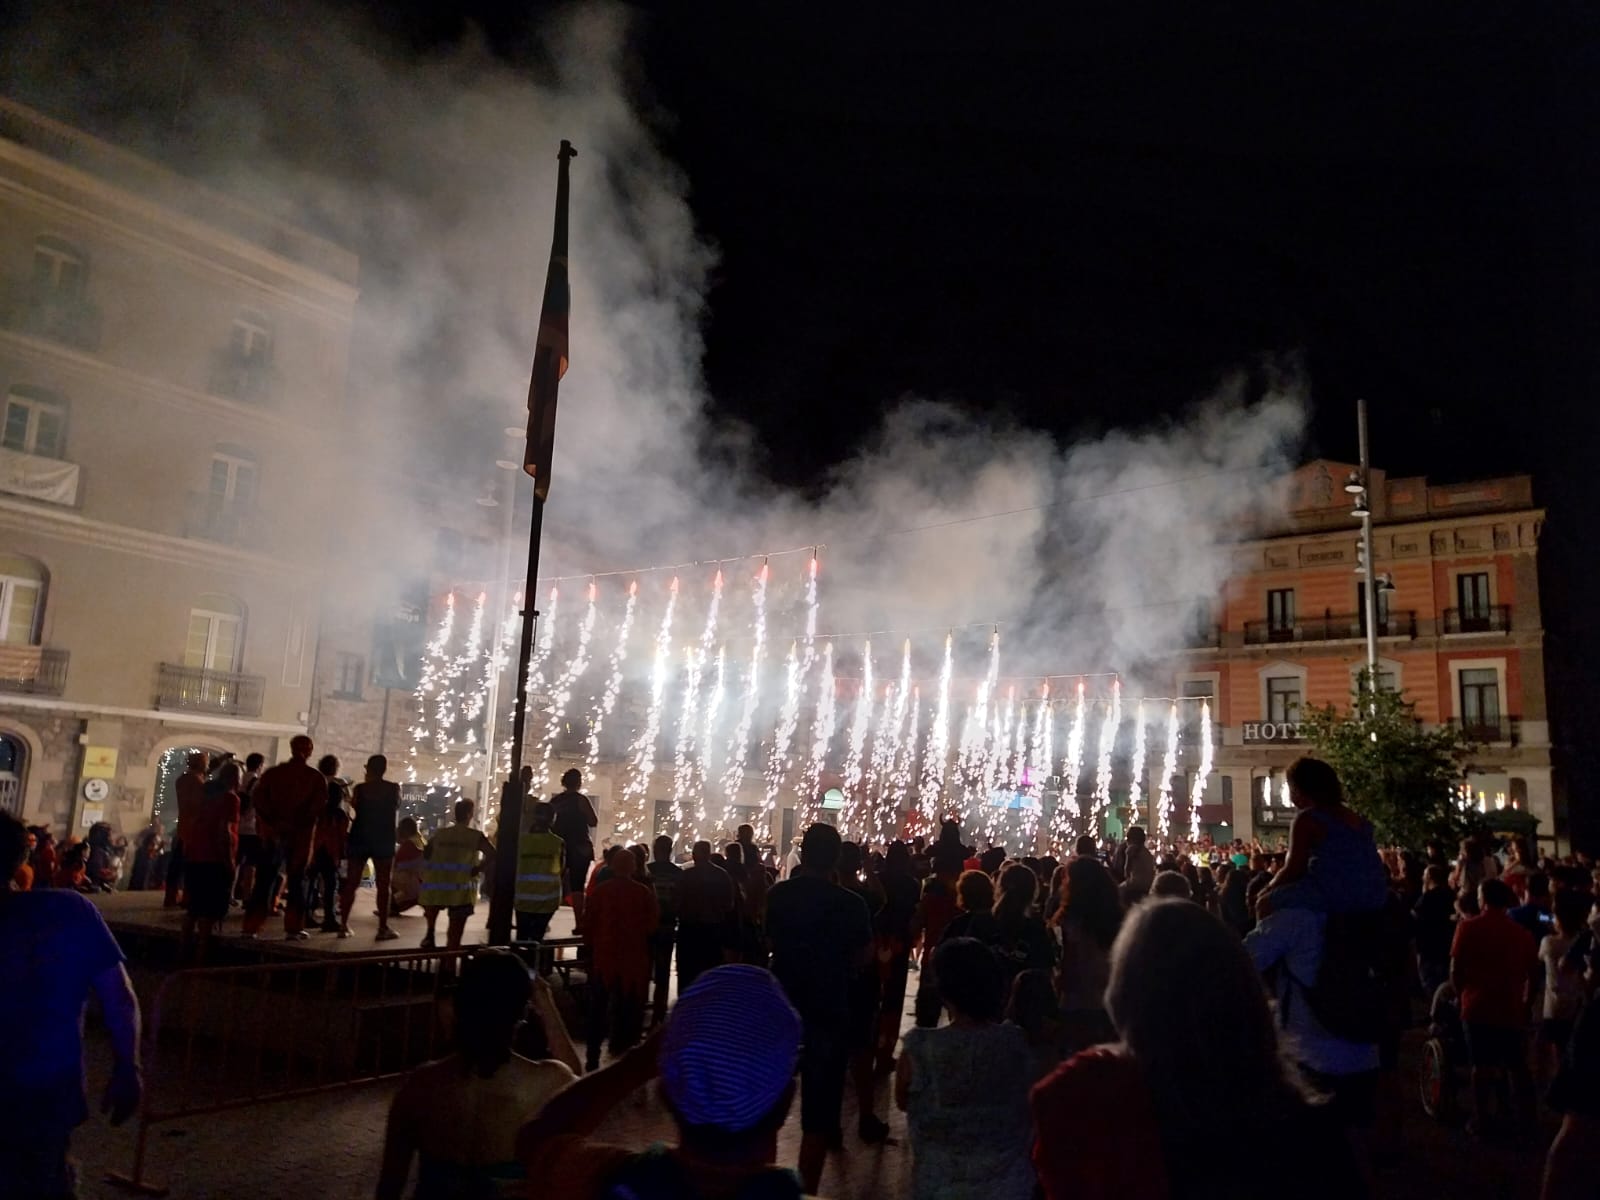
xmin=1348 ymin=401 xmax=1379 ymax=692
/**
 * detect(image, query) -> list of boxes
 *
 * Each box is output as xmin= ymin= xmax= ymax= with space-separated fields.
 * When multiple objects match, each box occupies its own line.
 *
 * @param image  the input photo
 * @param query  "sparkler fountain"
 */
xmin=1157 ymin=702 xmax=1179 ymax=839
xmin=536 ymin=581 xmax=597 ymax=787
xmin=720 ymin=563 xmax=768 ymax=830
xmin=801 ymin=641 xmax=837 ymax=824
xmin=619 ymin=577 xmax=678 ymax=843
xmin=841 ymin=641 xmax=874 ymax=839
xmin=1127 ymin=700 xmax=1147 ymax=830
xmin=584 ymin=580 xmax=638 ymax=775
xmin=1189 ymin=700 xmax=1214 ymax=842
xmin=760 ymin=641 xmax=802 ymax=843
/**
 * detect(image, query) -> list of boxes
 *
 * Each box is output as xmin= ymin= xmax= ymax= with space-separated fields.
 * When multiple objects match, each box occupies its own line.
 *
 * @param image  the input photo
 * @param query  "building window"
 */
xmin=0 ymin=554 xmax=46 ymax=646
xmin=1459 ymin=668 xmax=1501 ymax=737
xmin=0 ymin=733 xmax=25 ymax=816
xmin=1267 ymin=588 xmax=1295 ymax=634
xmin=32 ymin=236 xmax=86 ymax=298
xmin=208 ymin=446 xmax=258 ymax=508
xmin=334 ymin=652 xmax=365 ymax=699
xmin=2 ymin=387 xmax=67 ymax=459
xmin=1266 ymin=676 xmax=1302 ymax=723
xmin=185 ymin=594 xmax=244 ymax=672
xmin=230 ymin=311 xmax=273 ymax=364
xmin=1357 ymin=581 xmax=1392 ymax=633
xmin=1457 ymin=572 xmax=1491 ymax=620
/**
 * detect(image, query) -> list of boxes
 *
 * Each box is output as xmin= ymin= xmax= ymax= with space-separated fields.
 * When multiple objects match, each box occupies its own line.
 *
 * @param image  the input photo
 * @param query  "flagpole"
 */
xmin=488 ymin=139 xmax=576 ymax=946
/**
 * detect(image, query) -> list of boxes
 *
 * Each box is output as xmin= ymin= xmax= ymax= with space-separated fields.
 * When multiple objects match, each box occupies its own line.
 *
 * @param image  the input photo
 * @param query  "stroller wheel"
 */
xmin=1420 ymin=1037 xmax=1454 ymax=1121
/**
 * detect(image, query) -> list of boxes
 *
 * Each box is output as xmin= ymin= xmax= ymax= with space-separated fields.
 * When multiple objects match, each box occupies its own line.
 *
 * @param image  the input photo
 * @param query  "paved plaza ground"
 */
xmin=76 ymin=892 xmax=1555 ymax=1199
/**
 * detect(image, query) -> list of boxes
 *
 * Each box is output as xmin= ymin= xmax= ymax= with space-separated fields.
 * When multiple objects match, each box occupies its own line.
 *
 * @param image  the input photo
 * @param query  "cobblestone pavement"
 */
xmin=71 ymin=953 xmax=1554 ymax=1199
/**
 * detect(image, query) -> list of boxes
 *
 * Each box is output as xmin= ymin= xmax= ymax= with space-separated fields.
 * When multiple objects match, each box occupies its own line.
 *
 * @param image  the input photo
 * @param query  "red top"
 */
xmin=174 ymin=771 xmax=205 ymax=843
xmin=1031 ymin=1048 xmax=1169 ymax=1200
xmin=184 ymin=791 xmax=240 ymax=866
xmin=585 ymin=877 xmax=658 ymax=995
xmin=918 ymin=879 xmax=960 ymax=947
xmin=1451 ymin=908 xmax=1538 ymax=1028
xmin=253 ymin=759 xmax=326 ymax=868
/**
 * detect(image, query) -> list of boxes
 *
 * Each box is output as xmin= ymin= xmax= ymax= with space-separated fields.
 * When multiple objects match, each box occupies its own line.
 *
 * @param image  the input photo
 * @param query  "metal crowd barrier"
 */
xmin=106 ymin=946 xmax=481 ymax=1196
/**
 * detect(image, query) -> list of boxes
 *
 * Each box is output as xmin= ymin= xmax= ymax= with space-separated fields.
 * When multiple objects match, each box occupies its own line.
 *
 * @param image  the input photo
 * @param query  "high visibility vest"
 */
xmin=515 ymin=831 xmax=565 ymax=914
xmin=421 ymin=824 xmax=482 ymax=907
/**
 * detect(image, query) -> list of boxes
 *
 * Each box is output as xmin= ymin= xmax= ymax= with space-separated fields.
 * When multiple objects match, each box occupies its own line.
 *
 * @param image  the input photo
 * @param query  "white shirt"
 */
xmin=1245 ymin=907 xmax=1381 ymax=1077
xmin=1542 ymin=933 xmax=1582 ymax=1022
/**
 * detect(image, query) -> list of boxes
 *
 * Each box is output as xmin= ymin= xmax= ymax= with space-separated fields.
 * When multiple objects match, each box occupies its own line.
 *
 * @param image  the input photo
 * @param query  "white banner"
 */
xmin=0 ymin=446 xmax=79 ymax=506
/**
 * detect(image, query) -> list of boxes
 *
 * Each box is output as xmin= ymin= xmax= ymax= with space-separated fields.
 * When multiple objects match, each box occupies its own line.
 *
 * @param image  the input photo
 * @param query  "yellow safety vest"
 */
xmin=515 ymin=831 xmax=565 ymax=914
xmin=421 ymin=824 xmax=482 ymax=908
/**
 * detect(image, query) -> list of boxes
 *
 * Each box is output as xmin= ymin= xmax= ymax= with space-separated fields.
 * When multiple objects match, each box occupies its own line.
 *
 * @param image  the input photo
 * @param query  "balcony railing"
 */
xmin=184 ymin=491 xmax=265 ymax=550
xmin=1449 ymin=716 xmax=1518 ymax=745
xmin=0 ymin=645 xmax=68 ymax=695
xmin=1243 ymin=611 xmax=1418 ymax=645
xmin=208 ymin=351 xmax=279 ymax=405
xmin=0 ymin=278 xmax=102 ymax=350
xmin=1443 ymin=606 xmax=1511 ymax=634
xmin=156 ymin=663 xmax=264 ymax=717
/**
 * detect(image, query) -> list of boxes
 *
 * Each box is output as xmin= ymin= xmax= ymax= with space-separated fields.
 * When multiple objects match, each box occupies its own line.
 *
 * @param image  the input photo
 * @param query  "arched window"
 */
xmin=2 ymin=386 xmax=67 ymax=458
xmin=0 ymin=732 xmax=25 ymax=816
xmin=32 ymin=235 xmax=86 ymax=298
xmin=0 ymin=554 xmax=47 ymax=646
xmin=208 ymin=443 xmax=258 ymax=508
xmin=185 ymin=594 xmax=245 ymax=672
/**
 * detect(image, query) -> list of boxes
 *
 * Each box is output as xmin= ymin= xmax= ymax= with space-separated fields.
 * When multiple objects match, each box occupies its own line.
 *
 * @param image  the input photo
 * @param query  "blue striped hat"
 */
xmin=660 ymin=964 xmax=801 ymax=1132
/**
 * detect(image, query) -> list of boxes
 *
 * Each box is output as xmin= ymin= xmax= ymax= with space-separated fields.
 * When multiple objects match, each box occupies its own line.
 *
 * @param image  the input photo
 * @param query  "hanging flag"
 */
xmin=523 ymin=139 xmax=576 ymax=498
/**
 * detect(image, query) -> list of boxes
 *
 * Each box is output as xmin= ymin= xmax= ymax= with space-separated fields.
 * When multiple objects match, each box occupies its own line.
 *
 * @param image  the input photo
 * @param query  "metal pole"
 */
xmin=487 ymin=495 xmax=545 ymax=946
xmin=1358 ymin=398 xmax=1379 ymax=688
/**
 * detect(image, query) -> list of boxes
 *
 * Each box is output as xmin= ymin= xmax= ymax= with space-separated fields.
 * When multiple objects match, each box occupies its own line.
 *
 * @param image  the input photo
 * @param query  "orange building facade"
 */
xmin=1170 ymin=461 xmax=1555 ymax=850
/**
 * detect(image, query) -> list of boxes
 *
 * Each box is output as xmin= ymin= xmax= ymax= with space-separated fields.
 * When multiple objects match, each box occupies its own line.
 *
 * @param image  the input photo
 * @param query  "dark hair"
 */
xmin=1424 ymin=864 xmax=1450 ymax=888
xmin=454 ymin=950 xmax=532 ymax=1077
xmin=317 ymin=754 xmax=340 ymax=775
xmin=956 ymin=868 xmax=996 ymax=912
xmin=1480 ymin=878 xmax=1515 ymax=910
xmin=366 ymin=754 xmax=388 ymax=774
xmin=1053 ymin=855 xmax=1125 ymax=950
xmin=454 ymin=798 xmax=475 ymax=822
xmin=0 ymin=810 xmax=27 ymax=875
xmin=1527 ymin=872 xmax=1550 ymax=900
xmin=1074 ymin=835 xmax=1098 ymax=858
xmin=629 ymin=844 xmax=649 ymax=871
xmin=884 ymin=840 xmax=911 ymax=874
xmin=724 ymin=841 xmax=744 ymax=867
xmin=837 ymin=840 xmax=861 ymax=880
xmin=1127 ymin=826 xmax=1147 ymax=846
xmin=800 ymin=823 xmax=842 ymax=872
xmin=1556 ymin=890 xmax=1590 ymax=937
xmin=995 ymin=860 xmax=1038 ymax=925
xmin=244 ymin=752 xmax=265 ymax=770
xmin=560 ymin=768 xmax=582 ymax=789
xmin=934 ymin=937 xmax=1004 ymax=1021
xmin=653 ymin=834 xmax=674 ymax=860
xmin=1285 ymin=757 xmax=1342 ymax=807
xmin=1006 ymin=968 xmax=1059 ymax=1037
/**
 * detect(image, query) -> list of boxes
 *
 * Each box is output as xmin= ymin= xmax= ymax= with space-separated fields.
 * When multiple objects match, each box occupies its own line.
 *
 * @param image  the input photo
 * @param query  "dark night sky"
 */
xmin=417 ymin=2 xmax=1600 ymax=806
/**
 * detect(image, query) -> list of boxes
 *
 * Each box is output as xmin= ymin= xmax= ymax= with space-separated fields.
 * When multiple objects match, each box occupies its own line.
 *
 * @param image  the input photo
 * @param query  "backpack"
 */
xmin=1286 ymin=903 xmax=1399 ymax=1044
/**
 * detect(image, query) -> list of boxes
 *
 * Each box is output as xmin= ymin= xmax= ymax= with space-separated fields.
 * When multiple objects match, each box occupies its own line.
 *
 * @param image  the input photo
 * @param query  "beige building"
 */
xmin=0 ymin=98 xmax=358 ymax=836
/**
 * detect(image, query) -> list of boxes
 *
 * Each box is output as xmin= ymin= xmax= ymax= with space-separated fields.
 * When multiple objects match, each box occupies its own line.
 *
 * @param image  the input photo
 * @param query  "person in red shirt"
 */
xmin=1451 ymin=876 xmax=1539 ymax=1134
xmin=583 ymin=848 xmax=658 ymax=1072
xmin=182 ymin=762 xmax=240 ymax=961
xmin=163 ymin=753 xmax=206 ymax=908
xmin=242 ymin=735 xmax=325 ymax=940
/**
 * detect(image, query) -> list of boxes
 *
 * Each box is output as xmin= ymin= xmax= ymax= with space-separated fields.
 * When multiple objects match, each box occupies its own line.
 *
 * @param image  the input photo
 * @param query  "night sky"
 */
xmin=451 ymin=4 xmax=1599 ymax=803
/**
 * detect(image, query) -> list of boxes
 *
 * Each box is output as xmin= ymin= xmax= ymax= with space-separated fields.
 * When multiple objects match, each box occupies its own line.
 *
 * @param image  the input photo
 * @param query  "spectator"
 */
xmin=311 ymin=754 xmax=350 ymax=933
xmin=837 ymin=841 xmax=891 ymax=1144
xmin=1111 ymin=825 xmax=1157 ymax=897
xmin=1510 ymin=872 xmax=1554 ymax=943
xmin=1540 ymin=891 xmax=1589 ymax=1083
xmin=582 ymin=845 xmax=658 ymax=1072
xmin=390 ymin=817 xmax=426 ymax=914
xmin=512 ymin=801 xmax=565 ymax=949
xmin=1051 ymin=855 xmax=1123 ymax=1054
xmin=645 ymin=834 xmax=682 ymax=1025
xmin=376 ymin=949 xmax=579 ymax=1200
xmin=550 ymin=768 xmax=598 ymax=931
xmin=1007 ymin=967 xmax=1066 ymax=1081
xmin=1452 ymin=837 xmax=1490 ymax=900
xmin=182 ymin=760 xmax=241 ymax=960
xmin=164 ymin=751 xmax=206 ymax=907
xmin=875 ymin=840 xmax=921 ymax=1073
xmin=1413 ymin=863 xmax=1457 ymax=997
xmin=517 ymin=965 xmax=802 ymax=1197
xmin=419 ymin=798 xmax=495 ymax=952
xmin=341 ymin=753 xmax=402 ymax=941
xmin=1033 ymin=899 xmax=1359 ymax=1200
xmin=896 ymin=937 xmax=1036 ymax=1200
xmin=31 ymin=826 xmax=59 ymax=890
xmin=0 ymin=810 xmax=142 ymax=1194
xmin=674 ymin=840 xmax=734 ymax=992
xmin=84 ymin=822 xmax=125 ymax=891
xmin=765 ymin=822 xmax=875 ymax=1192
xmin=1543 ymin=1000 xmax=1600 ymax=1199
xmin=1218 ymin=861 xmax=1253 ymax=937
xmin=1258 ymin=756 xmax=1388 ymax=917
xmin=1451 ymin=877 xmax=1539 ymax=1136
xmin=1151 ymin=870 xmax=1193 ymax=900
xmin=243 ymin=735 xmax=327 ymax=940
xmin=910 ymin=845 xmax=963 ymax=1027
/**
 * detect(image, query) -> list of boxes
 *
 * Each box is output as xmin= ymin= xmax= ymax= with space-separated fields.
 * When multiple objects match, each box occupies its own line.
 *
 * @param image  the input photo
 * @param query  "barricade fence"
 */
xmin=107 ymin=947 xmax=482 ymax=1196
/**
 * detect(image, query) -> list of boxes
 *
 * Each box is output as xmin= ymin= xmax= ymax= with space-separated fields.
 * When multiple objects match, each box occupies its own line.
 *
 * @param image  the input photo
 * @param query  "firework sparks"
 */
xmin=584 ymin=580 xmax=638 ymax=775
xmin=720 ymin=563 xmax=768 ymax=827
xmin=619 ymin=577 xmax=678 ymax=843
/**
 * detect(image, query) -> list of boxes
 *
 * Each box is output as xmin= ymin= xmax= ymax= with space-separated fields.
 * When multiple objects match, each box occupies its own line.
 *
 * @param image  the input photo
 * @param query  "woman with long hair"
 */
xmin=377 ymin=949 xmax=581 ymax=1199
xmin=1051 ymin=855 xmax=1123 ymax=1052
xmin=1032 ymin=900 xmax=1360 ymax=1200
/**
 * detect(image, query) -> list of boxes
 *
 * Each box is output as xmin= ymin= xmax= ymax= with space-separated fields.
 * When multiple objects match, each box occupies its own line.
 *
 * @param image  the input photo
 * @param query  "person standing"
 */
xmin=312 ymin=755 xmax=351 ymax=933
xmin=340 ymin=754 xmax=401 ymax=941
xmin=674 ymin=840 xmax=734 ymax=993
xmin=764 ymin=823 xmax=875 ymax=1194
xmin=1412 ymin=863 xmax=1458 ymax=997
xmin=1451 ymin=877 xmax=1539 ymax=1135
xmin=182 ymin=761 xmax=241 ymax=961
xmin=514 ymin=802 xmax=566 ymax=946
xmin=645 ymin=834 xmax=683 ymax=1025
xmin=421 ymin=798 xmax=496 ymax=952
xmin=163 ymin=752 xmax=206 ymax=908
xmin=583 ymin=846 xmax=658 ymax=1071
xmin=551 ymin=768 xmax=598 ymax=930
xmin=233 ymin=752 xmax=266 ymax=905
xmin=243 ymin=735 xmax=327 ymax=940
xmin=0 ymin=811 xmax=142 ymax=1195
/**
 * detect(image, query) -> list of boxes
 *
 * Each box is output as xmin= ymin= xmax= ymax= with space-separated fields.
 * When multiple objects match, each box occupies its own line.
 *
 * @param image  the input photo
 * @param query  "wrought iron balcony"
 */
xmin=1449 ymin=716 xmax=1518 ymax=745
xmin=1243 ymin=611 xmax=1417 ymax=646
xmin=0 ymin=645 xmax=68 ymax=695
xmin=184 ymin=491 xmax=265 ymax=550
xmin=156 ymin=663 xmax=264 ymax=717
xmin=1443 ymin=606 xmax=1511 ymax=634
xmin=0 ymin=278 xmax=102 ymax=350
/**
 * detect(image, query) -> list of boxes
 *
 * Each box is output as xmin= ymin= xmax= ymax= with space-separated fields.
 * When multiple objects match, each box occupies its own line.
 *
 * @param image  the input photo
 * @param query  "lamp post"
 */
xmin=1344 ymin=399 xmax=1392 ymax=699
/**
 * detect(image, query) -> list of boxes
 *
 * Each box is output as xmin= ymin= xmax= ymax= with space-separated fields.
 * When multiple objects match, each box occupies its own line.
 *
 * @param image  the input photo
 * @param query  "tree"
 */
xmin=1299 ymin=672 xmax=1476 ymax=850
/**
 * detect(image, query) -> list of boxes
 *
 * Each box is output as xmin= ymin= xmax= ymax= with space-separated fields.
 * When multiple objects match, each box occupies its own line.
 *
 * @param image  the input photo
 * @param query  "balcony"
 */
xmin=184 ymin=491 xmax=266 ymax=551
xmin=155 ymin=663 xmax=264 ymax=718
xmin=1443 ymin=606 xmax=1511 ymax=635
xmin=1243 ymin=610 xmax=1418 ymax=646
xmin=0 ymin=445 xmax=80 ymax=507
xmin=1449 ymin=716 xmax=1518 ymax=746
xmin=208 ymin=351 xmax=279 ymax=405
xmin=0 ymin=645 xmax=68 ymax=695
xmin=0 ymin=278 xmax=102 ymax=351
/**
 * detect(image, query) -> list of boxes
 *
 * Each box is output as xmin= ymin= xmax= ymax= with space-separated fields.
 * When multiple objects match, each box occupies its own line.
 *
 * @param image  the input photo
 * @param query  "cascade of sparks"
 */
xmin=981 ymin=686 xmax=1007 ymax=806
xmin=865 ymin=682 xmax=897 ymax=839
xmin=720 ymin=564 xmax=768 ymax=826
xmin=959 ymin=632 xmax=1001 ymax=808
xmin=1128 ymin=701 xmax=1148 ymax=829
xmin=869 ymin=642 xmax=913 ymax=839
xmin=761 ymin=641 xmax=803 ymax=842
xmin=1022 ymin=684 xmax=1051 ymax=851
xmin=1093 ymin=679 xmax=1122 ymax=827
xmin=841 ymin=641 xmax=874 ymax=839
xmin=799 ymin=554 xmax=820 ymax=675
xmin=536 ymin=582 xmax=597 ymax=786
xmin=1190 ymin=700 xmax=1214 ymax=841
xmin=671 ymin=570 xmax=724 ymax=838
xmin=801 ymin=641 xmax=837 ymax=822
xmin=584 ymin=581 xmax=638 ymax=774
xmin=919 ymin=633 xmax=955 ymax=823
xmin=451 ymin=593 xmax=489 ymax=729
xmin=1157 ymin=703 xmax=1180 ymax=839
xmin=1281 ymin=775 xmax=1292 ymax=808
xmin=696 ymin=644 xmax=727 ymax=837
xmin=620 ymin=577 xmax=678 ymax=842
xmin=1009 ymin=689 xmax=1028 ymax=792
xmin=407 ymin=592 xmax=457 ymax=782
xmin=1049 ymin=681 xmax=1087 ymax=851
xmin=894 ymin=687 xmax=921 ymax=829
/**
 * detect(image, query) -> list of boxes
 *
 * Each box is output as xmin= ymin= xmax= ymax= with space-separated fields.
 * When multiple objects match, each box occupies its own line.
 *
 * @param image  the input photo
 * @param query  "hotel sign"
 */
xmin=1242 ymin=721 xmax=1306 ymax=744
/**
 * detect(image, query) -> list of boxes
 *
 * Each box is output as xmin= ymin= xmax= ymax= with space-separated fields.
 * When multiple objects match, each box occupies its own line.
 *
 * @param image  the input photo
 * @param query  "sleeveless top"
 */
xmin=551 ymin=792 xmax=594 ymax=857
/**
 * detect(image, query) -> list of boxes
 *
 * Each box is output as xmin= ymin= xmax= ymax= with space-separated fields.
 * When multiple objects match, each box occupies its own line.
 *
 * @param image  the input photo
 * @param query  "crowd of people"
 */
xmin=12 ymin=745 xmax=1600 ymax=1198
